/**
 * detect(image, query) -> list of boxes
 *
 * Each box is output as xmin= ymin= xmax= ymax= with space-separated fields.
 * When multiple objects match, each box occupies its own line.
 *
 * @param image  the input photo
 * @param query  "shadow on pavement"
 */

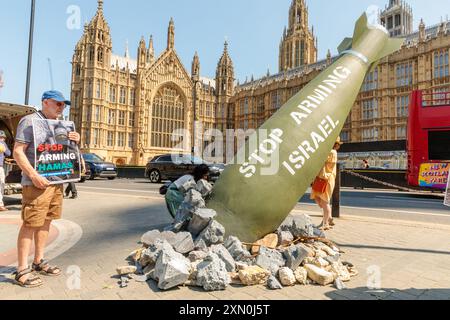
xmin=336 ymin=244 xmax=450 ymax=256
xmin=325 ymin=286 xmax=450 ymax=300
xmin=55 ymin=203 xmax=172 ymax=261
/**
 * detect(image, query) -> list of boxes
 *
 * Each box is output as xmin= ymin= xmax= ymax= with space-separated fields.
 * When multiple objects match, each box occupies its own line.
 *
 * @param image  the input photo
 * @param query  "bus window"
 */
xmin=428 ymin=130 xmax=450 ymax=161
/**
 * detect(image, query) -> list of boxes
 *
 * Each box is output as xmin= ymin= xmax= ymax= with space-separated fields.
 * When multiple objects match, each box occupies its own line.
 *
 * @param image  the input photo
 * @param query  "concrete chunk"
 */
xmin=294 ymin=267 xmax=308 ymax=285
xmin=224 ymin=236 xmax=251 ymax=262
xmin=238 ymin=266 xmax=271 ymax=286
xmin=196 ymin=253 xmax=231 ymax=291
xmin=251 ymin=234 xmax=278 ymax=254
xmin=256 ymin=247 xmax=285 ymax=276
xmin=188 ymin=250 xmax=208 ymax=262
xmin=304 ymin=264 xmax=334 ymax=286
xmin=171 ymin=232 xmax=195 ymax=254
xmin=283 ymin=244 xmax=309 ymax=270
xmin=195 ymin=179 xmax=213 ymax=198
xmin=277 ymin=231 xmax=294 ymax=246
xmin=195 ymin=220 xmax=225 ymax=247
xmin=184 ymin=189 xmax=206 ymax=208
xmin=210 ymin=244 xmax=236 ymax=272
xmin=267 ymin=275 xmax=283 ymax=290
xmin=116 ymin=266 xmax=137 ymax=276
xmin=139 ymin=240 xmax=173 ymax=267
xmin=141 ymin=230 xmax=161 ymax=247
xmin=154 ymin=250 xmax=191 ymax=290
xmin=330 ymin=262 xmax=351 ymax=282
xmin=188 ymin=208 xmax=217 ymax=236
xmin=179 ymin=179 xmax=197 ymax=193
xmin=278 ymin=267 xmax=296 ymax=286
xmin=279 ymin=214 xmax=314 ymax=238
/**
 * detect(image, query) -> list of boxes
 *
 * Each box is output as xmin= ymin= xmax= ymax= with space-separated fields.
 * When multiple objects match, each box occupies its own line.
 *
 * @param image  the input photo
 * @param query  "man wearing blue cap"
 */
xmin=12 ymin=90 xmax=80 ymax=288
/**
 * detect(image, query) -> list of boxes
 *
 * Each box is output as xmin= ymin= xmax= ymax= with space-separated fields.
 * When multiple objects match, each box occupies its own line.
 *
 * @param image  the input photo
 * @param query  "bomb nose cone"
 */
xmin=338 ymin=12 xmax=406 ymax=66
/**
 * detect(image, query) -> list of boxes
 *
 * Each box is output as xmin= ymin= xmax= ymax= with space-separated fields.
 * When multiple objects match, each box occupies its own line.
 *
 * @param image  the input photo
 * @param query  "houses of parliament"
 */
xmin=70 ymin=0 xmax=450 ymax=167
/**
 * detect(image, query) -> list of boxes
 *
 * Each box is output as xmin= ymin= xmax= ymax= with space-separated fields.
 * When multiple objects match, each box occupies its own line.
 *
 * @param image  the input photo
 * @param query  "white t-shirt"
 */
xmin=173 ymin=175 xmax=194 ymax=189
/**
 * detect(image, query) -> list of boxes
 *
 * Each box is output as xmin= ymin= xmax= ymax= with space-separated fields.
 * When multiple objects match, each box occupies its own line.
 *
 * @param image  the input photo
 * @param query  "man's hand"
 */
xmin=69 ymin=132 xmax=81 ymax=144
xmin=30 ymin=173 xmax=50 ymax=190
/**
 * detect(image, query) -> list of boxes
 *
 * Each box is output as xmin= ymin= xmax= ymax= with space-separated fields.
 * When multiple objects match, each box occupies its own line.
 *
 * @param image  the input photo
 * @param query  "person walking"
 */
xmin=0 ymin=130 xmax=11 ymax=211
xmin=13 ymin=90 xmax=80 ymax=288
xmin=310 ymin=137 xmax=343 ymax=230
xmin=64 ymin=182 xmax=78 ymax=199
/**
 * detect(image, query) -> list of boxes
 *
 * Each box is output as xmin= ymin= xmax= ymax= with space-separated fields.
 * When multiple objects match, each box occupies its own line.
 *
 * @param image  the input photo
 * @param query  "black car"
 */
xmin=145 ymin=154 xmax=225 ymax=183
xmin=82 ymin=153 xmax=118 ymax=180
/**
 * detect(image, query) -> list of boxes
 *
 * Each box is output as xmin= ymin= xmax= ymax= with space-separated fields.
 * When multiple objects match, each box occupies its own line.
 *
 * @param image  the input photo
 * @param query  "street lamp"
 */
xmin=25 ymin=0 xmax=36 ymax=105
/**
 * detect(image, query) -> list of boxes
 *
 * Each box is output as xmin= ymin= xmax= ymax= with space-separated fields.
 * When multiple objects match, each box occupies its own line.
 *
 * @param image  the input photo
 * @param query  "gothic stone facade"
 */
xmin=71 ymin=0 xmax=450 ymax=166
xmin=70 ymin=0 xmax=233 ymax=165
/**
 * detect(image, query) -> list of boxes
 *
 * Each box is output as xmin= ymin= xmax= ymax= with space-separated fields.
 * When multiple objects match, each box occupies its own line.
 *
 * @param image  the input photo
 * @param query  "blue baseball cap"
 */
xmin=42 ymin=90 xmax=71 ymax=106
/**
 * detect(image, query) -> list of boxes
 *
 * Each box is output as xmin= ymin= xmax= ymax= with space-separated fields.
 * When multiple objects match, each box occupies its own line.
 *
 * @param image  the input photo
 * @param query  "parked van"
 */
xmin=0 ymin=102 xmax=37 ymax=194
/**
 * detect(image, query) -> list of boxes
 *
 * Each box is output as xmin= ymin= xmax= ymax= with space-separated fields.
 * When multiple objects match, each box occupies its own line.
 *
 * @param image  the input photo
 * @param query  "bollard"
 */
xmin=332 ymin=163 xmax=341 ymax=218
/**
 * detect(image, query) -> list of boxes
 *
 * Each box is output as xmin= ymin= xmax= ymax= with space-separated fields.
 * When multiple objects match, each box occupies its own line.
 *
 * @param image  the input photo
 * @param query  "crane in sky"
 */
xmin=47 ymin=58 xmax=54 ymax=90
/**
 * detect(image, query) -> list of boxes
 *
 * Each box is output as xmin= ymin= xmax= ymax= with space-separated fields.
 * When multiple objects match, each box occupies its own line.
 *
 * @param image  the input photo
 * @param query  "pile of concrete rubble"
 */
xmin=116 ymin=179 xmax=358 ymax=291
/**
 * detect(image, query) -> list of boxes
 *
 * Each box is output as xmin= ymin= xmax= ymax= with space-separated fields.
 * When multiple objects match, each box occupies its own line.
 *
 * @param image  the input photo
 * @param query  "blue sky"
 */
xmin=0 ymin=0 xmax=449 ymax=108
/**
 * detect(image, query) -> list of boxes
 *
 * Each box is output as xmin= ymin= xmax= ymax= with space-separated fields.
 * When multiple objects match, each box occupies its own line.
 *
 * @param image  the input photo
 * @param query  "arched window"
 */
xmin=98 ymin=47 xmax=103 ymax=63
xmin=151 ymin=85 xmax=185 ymax=148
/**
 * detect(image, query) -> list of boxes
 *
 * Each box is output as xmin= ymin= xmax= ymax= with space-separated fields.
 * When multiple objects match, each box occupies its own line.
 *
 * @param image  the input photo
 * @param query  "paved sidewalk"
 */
xmin=0 ymin=192 xmax=449 ymax=300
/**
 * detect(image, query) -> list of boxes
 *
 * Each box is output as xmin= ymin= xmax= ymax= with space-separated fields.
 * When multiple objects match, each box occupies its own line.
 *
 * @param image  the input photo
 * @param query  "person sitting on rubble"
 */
xmin=164 ymin=164 xmax=211 ymax=219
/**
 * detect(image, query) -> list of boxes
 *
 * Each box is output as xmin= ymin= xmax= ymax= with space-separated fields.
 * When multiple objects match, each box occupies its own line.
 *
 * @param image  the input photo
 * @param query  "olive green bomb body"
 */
xmin=207 ymin=12 xmax=405 ymax=243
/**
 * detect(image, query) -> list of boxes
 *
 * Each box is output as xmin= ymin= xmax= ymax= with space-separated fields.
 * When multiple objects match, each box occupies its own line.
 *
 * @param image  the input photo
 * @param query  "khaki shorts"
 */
xmin=21 ymin=185 xmax=64 ymax=228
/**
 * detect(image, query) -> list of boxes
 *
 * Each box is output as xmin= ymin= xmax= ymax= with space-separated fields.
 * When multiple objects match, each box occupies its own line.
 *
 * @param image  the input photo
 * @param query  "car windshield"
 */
xmin=170 ymin=155 xmax=211 ymax=165
xmin=83 ymin=154 xmax=103 ymax=162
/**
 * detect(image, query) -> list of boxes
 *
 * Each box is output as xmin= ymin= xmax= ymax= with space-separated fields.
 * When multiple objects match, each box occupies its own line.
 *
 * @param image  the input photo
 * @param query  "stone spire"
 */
xmin=98 ymin=0 xmax=103 ymax=12
xmin=419 ymin=19 xmax=426 ymax=42
xmin=125 ymin=39 xmax=129 ymax=58
xmin=192 ymin=51 xmax=200 ymax=81
xmin=147 ymin=35 xmax=154 ymax=63
xmin=167 ymin=18 xmax=175 ymax=50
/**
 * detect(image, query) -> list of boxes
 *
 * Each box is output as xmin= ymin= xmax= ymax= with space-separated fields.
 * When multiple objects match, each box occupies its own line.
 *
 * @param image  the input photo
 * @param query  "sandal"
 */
xmin=14 ymin=268 xmax=43 ymax=288
xmin=32 ymin=259 xmax=62 ymax=277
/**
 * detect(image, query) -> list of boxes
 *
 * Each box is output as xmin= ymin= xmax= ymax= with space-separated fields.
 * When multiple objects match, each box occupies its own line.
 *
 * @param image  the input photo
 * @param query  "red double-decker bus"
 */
xmin=407 ymin=89 xmax=450 ymax=190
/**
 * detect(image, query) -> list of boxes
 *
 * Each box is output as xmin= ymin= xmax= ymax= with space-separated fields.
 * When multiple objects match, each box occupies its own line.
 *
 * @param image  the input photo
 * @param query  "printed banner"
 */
xmin=32 ymin=119 xmax=81 ymax=185
xmin=418 ymin=163 xmax=450 ymax=190
xmin=445 ymin=172 xmax=450 ymax=207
